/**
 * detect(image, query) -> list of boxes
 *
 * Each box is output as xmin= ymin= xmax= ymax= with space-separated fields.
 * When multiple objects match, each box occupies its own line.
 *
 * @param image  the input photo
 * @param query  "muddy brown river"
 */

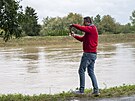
xmin=0 ymin=42 xmax=135 ymax=95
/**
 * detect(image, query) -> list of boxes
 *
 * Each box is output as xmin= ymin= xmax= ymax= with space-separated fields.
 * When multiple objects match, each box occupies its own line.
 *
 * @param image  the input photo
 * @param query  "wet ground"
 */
xmin=72 ymin=95 xmax=135 ymax=101
xmin=0 ymin=42 xmax=135 ymax=95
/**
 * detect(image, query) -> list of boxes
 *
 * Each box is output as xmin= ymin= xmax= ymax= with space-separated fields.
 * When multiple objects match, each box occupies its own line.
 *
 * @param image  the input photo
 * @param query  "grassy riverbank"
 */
xmin=0 ymin=34 xmax=135 ymax=47
xmin=0 ymin=85 xmax=135 ymax=101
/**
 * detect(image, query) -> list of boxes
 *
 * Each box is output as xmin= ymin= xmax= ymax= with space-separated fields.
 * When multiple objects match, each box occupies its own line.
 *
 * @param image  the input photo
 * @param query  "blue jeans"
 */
xmin=79 ymin=52 xmax=99 ymax=92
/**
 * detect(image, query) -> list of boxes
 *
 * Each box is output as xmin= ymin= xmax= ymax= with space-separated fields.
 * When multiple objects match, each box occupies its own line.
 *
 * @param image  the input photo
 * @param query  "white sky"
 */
xmin=20 ymin=0 xmax=135 ymax=25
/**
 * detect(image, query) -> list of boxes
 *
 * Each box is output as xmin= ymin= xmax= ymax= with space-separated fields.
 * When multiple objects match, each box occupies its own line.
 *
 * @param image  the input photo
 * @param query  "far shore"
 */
xmin=0 ymin=34 xmax=135 ymax=47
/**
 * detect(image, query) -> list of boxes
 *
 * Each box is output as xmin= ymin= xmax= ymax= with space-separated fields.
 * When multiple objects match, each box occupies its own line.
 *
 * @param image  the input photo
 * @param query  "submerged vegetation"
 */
xmin=0 ymin=84 xmax=135 ymax=101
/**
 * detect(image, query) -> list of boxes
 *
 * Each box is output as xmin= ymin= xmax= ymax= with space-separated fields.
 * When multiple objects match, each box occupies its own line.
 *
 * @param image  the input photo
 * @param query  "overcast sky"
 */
xmin=20 ymin=0 xmax=135 ymax=25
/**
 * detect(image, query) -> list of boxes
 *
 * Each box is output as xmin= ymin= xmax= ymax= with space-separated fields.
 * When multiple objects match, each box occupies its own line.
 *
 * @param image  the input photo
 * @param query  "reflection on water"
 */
xmin=0 ymin=42 xmax=135 ymax=95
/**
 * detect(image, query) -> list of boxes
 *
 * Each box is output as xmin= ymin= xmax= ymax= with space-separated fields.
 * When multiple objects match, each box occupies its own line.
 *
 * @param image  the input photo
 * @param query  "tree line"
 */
xmin=41 ymin=12 xmax=135 ymax=36
xmin=0 ymin=0 xmax=135 ymax=41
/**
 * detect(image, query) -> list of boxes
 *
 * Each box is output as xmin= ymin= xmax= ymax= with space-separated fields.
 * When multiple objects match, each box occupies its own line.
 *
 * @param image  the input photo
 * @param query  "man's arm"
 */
xmin=73 ymin=34 xmax=83 ymax=42
xmin=71 ymin=24 xmax=91 ymax=33
xmin=69 ymin=31 xmax=83 ymax=42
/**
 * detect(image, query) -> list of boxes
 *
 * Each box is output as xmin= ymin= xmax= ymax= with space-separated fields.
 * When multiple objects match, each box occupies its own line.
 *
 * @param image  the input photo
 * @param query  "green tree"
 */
xmin=41 ymin=13 xmax=83 ymax=36
xmin=0 ymin=0 xmax=22 ymax=41
xmin=100 ymin=15 xmax=116 ymax=34
xmin=130 ymin=10 xmax=135 ymax=25
xmin=130 ymin=10 xmax=135 ymax=31
xmin=66 ymin=13 xmax=83 ymax=35
xmin=93 ymin=14 xmax=102 ymax=34
xmin=22 ymin=6 xmax=41 ymax=36
xmin=121 ymin=23 xmax=132 ymax=33
xmin=114 ymin=22 xmax=122 ymax=34
xmin=93 ymin=14 xmax=101 ymax=26
xmin=66 ymin=13 xmax=83 ymax=25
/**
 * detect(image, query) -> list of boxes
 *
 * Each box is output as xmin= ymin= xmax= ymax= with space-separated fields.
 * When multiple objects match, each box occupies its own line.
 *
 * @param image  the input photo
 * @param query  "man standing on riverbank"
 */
xmin=69 ymin=16 xmax=99 ymax=95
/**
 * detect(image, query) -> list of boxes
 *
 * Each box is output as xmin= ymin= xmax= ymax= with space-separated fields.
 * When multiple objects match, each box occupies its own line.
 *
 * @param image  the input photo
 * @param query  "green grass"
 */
xmin=0 ymin=34 xmax=135 ymax=47
xmin=98 ymin=34 xmax=135 ymax=43
xmin=0 ymin=84 xmax=135 ymax=101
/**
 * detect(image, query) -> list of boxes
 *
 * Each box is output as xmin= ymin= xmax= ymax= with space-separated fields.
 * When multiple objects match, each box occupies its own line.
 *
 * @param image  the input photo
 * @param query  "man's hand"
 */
xmin=69 ymin=24 xmax=74 ymax=36
xmin=69 ymin=24 xmax=73 ymax=28
xmin=69 ymin=30 xmax=75 ymax=37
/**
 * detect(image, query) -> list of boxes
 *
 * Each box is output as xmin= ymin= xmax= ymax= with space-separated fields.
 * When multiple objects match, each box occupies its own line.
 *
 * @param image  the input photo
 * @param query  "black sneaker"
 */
xmin=73 ymin=90 xmax=84 ymax=94
xmin=92 ymin=92 xmax=100 ymax=96
xmin=72 ymin=87 xmax=84 ymax=94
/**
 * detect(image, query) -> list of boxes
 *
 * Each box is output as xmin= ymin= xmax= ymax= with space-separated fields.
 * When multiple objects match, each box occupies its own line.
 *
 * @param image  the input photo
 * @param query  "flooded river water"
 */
xmin=0 ymin=42 xmax=135 ymax=95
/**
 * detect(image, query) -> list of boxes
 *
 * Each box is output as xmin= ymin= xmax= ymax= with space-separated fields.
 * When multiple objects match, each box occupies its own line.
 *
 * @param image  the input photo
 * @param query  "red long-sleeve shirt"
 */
xmin=72 ymin=24 xmax=98 ymax=53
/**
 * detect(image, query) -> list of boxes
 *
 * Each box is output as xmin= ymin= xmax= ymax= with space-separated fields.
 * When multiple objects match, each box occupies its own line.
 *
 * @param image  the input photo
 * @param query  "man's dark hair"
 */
xmin=84 ymin=16 xmax=92 ymax=23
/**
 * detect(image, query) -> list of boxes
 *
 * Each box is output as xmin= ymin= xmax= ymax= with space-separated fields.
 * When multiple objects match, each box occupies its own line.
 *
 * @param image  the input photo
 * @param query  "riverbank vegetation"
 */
xmin=0 ymin=34 xmax=135 ymax=47
xmin=0 ymin=84 xmax=135 ymax=101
